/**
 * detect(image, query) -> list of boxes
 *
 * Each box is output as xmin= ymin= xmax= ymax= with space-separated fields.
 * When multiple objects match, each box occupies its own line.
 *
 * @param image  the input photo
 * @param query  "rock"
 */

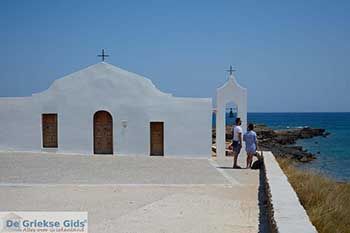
xmin=299 ymin=156 xmax=314 ymax=162
xmin=254 ymin=125 xmax=330 ymax=162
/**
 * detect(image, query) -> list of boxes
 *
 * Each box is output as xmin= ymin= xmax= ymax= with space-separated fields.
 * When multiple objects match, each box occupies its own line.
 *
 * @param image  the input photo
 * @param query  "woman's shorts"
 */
xmin=246 ymin=145 xmax=257 ymax=154
xmin=246 ymin=148 xmax=256 ymax=154
xmin=232 ymin=140 xmax=242 ymax=154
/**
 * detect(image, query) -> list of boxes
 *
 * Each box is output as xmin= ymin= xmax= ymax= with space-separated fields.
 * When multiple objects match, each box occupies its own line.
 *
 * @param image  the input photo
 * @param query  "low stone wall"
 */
xmin=263 ymin=151 xmax=318 ymax=233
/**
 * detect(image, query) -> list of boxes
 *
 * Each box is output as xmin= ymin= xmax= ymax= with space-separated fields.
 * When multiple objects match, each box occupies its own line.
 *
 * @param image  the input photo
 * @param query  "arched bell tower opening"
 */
xmin=224 ymin=102 xmax=238 ymax=156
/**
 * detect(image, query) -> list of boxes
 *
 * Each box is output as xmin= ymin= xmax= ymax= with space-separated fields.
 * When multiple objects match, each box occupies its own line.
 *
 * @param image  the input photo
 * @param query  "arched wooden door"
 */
xmin=94 ymin=111 xmax=113 ymax=154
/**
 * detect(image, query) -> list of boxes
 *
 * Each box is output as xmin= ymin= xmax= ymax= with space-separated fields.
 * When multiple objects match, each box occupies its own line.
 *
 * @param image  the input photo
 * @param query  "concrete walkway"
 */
xmin=0 ymin=152 xmax=259 ymax=233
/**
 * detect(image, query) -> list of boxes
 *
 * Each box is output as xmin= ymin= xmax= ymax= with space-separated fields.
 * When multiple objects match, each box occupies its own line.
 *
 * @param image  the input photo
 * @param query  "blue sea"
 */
xmin=213 ymin=112 xmax=350 ymax=181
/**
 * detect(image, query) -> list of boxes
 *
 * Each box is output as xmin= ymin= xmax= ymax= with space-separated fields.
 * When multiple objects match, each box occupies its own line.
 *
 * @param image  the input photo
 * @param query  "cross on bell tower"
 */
xmin=226 ymin=65 xmax=236 ymax=75
xmin=97 ymin=49 xmax=109 ymax=62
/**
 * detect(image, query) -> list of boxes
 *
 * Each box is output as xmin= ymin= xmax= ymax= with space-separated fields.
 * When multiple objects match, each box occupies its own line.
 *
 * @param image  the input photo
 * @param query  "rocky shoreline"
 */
xmin=212 ymin=125 xmax=330 ymax=162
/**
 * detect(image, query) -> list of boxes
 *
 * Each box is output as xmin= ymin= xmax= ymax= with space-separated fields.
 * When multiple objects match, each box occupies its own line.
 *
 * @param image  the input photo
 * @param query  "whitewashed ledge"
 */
xmin=263 ymin=151 xmax=318 ymax=233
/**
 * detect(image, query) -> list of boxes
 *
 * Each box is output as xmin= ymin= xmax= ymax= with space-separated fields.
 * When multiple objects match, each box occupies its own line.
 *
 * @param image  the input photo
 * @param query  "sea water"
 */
xmin=213 ymin=112 xmax=350 ymax=181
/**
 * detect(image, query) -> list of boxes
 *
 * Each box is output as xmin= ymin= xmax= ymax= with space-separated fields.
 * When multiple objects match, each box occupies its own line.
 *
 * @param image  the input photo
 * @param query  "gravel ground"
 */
xmin=0 ymin=152 xmax=259 ymax=233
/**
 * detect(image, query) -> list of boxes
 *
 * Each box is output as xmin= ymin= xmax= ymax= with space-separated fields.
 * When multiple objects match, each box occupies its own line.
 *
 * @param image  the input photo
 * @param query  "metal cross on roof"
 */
xmin=97 ymin=49 xmax=109 ymax=61
xmin=226 ymin=65 xmax=236 ymax=75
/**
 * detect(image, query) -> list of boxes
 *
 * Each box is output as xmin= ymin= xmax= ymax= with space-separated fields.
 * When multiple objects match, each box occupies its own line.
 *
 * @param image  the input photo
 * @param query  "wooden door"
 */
xmin=94 ymin=111 xmax=113 ymax=154
xmin=150 ymin=122 xmax=164 ymax=156
xmin=42 ymin=114 xmax=58 ymax=148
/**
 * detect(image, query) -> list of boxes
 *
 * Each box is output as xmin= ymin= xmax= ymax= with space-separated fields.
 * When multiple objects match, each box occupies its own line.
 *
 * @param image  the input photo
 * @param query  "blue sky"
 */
xmin=1 ymin=0 xmax=349 ymax=112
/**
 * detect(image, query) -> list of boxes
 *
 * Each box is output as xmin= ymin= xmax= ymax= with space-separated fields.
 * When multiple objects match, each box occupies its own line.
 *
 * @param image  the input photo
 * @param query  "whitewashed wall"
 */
xmin=0 ymin=62 xmax=212 ymax=158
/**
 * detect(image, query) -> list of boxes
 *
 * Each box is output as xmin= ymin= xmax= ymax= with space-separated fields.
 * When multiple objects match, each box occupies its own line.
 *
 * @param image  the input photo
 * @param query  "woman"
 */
xmin=243 ymin=123 xmax=258 ymax=168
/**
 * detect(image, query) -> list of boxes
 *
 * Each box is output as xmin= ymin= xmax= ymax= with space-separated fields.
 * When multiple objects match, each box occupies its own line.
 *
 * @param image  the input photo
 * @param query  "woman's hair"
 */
xmin=248 ymin=123 xmax=254 ymax=131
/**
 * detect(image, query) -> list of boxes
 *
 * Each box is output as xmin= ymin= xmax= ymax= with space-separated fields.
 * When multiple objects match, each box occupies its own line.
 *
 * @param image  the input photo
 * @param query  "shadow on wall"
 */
xmin=258 ymin=158 xmax=278 ymax=233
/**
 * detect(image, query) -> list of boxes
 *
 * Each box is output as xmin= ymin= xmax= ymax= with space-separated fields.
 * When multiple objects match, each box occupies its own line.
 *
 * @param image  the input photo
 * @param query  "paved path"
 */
xmin=0 ymin=152 xmax=259 ymax=233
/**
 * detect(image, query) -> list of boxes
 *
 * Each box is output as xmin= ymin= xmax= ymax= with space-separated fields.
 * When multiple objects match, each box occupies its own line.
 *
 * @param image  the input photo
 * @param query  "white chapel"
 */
xmin=0 ymin=62 xmax=247 ymax=158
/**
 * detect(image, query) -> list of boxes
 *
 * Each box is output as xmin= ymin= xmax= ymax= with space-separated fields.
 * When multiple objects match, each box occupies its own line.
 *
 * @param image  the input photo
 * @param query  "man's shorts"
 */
xmin=232 ymin=140 xmax=242 ymax=154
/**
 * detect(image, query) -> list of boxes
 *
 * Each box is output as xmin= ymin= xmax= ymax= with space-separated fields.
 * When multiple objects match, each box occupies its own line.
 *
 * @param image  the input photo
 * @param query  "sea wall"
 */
xmin=263 ymin=151 xmax=318 ymax=233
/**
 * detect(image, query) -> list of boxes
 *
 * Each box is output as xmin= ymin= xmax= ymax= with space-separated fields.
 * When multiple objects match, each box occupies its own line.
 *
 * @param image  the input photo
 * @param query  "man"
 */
xmin=232 ymin=117 xmax=243 ymax=168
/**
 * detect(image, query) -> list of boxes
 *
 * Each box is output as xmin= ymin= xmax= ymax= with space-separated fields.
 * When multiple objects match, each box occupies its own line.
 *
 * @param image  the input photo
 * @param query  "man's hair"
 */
xmin=235 ymin=118 xmax=241 ymax=125
xmin=248 ymin=123 xmax=254 ymax=131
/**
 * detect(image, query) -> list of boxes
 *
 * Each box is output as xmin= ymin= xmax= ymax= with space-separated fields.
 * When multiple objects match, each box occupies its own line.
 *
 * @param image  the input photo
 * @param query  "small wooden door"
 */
xmin=150 ymin=122 xmax=164 ymax=156
xmin=94 ymin=111 xmax=113 ymax=154
xmin=42 ymin=114 xmax=58 ymax=148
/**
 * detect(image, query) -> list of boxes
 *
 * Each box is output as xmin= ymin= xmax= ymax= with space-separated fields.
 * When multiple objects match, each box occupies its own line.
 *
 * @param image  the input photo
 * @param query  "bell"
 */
xmin=229 ymin=108 xmax=234 ymax=118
